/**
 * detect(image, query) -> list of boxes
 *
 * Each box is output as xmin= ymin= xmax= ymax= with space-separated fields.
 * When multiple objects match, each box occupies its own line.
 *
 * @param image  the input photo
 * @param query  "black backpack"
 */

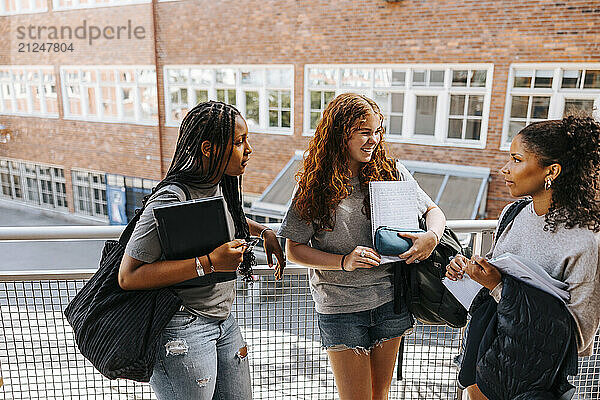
xmin=393 ymin=220 xmax=471 ymax=329
xmin=396 ymin=198 xmax=532 ymax=380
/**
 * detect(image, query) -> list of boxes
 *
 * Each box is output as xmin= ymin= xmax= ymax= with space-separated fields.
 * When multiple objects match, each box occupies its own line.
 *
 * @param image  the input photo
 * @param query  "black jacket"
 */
xmin=459 ymin=275 xmax=578 ymax=400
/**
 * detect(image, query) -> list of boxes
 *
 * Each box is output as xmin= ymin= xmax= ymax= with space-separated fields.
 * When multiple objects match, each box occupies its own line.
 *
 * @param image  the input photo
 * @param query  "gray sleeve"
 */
xmin=277 ymin=201 xmax=315 ymax=245
xmin=124 ymin=189 xmax=182 ymax=264
xmin=486 ymin=203 xmax=513 ymax=258
xmin=396 ymin=162 xmax=436 ymax=216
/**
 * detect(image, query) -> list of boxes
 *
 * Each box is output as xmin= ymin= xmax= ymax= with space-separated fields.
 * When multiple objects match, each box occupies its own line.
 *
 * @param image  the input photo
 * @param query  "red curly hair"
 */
xmin=294 ymin=93 xmax=398 ymax=231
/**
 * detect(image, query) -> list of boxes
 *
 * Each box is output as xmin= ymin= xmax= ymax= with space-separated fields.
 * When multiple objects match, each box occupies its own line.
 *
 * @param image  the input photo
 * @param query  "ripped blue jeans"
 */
xmin=150 ymin=311 xmax=252 ymax=400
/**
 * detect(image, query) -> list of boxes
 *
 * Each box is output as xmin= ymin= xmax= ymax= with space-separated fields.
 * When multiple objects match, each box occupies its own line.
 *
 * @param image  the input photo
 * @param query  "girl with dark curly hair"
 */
xmin=447 ymin=115 xmax=600 ymax=400
xmin=278 ymin=93 xmax=447 ymax=399
xmin=118 ymin=101 xmax=285 ymax=399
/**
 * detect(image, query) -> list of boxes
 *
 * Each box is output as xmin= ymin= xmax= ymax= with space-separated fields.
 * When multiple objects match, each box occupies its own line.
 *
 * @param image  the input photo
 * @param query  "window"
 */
xmin=401 ymin=160 xmax=490 ymax=220
xmin=72 ymin=169 xmax=108 ymax=220
xmin=0 ymin=158 xmax=67 ymax=210
xmin=0 ymin=0 xmax=46 ymax=15
xmin=305 ymin=65 xmax=492 ymax=148
xmin=52 ymin=0 xmax=149 ymax=11
xmin=60 ymin=66 xmax=158 ymax=125
xmin=249 ymin=152 xmax=303 ymax=220
xmin=164 ymin=65 xmax=294 ymax=134
xmin=0 ymin=66 xmax=58 ymax=118
xmin=502 ymin=65 xmax=600 ymax=149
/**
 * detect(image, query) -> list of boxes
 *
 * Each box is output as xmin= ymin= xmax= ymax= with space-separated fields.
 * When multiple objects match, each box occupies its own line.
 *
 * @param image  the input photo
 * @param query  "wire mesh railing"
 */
xmin=0 ymin=222 xmax=598 ymax=399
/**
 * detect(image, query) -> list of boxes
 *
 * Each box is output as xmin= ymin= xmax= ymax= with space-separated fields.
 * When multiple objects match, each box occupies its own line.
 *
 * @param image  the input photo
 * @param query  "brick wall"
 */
xmin=1 ymin=0 xmax=599 ymax=217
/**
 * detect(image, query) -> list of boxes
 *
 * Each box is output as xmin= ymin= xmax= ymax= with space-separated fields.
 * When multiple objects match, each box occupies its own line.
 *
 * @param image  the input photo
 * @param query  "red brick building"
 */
xmin=0 ymin=0 xmax=599 ymax=223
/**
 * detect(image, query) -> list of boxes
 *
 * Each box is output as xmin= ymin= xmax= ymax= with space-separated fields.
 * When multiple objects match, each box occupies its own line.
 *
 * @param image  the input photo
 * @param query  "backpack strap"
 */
xmin=117 ymin=181 xmax=191 ymax=246
xmin=494 ymin=198 xmax=532 ymax=247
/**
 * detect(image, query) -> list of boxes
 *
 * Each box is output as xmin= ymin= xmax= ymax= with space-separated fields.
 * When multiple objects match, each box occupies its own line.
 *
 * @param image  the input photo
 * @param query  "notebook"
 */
xmin=153 ymin=195 xmax=233 ymax=287
xmin=368 ymin=180 xmax=419 ymax=263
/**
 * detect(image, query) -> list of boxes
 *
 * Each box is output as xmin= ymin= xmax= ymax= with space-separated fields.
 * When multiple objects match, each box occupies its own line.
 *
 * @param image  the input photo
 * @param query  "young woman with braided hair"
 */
xmin=446 ymin=115 xmax=600 ymax=399
xmin=279 ymin=93 xmax=447 ymax=400
xmin=118 ymin=101 xmax=285 ymax=399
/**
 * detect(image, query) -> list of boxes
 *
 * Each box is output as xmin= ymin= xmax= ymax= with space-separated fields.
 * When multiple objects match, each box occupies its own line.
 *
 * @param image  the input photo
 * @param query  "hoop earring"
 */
xmin=544 ymin=178 xmax=553 ymax=191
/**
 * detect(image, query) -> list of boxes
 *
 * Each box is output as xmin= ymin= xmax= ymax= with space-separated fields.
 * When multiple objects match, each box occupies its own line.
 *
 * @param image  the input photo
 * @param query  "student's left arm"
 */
xmin=397 ymin=206 xmax=446 ymax=264
xmin=246 ymin=217 xmax=285 ymax=279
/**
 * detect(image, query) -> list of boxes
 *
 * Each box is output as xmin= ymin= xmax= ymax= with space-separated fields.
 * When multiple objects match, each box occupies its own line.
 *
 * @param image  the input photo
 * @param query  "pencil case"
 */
xmin=374 ymin=226 xmax=424 ymax=256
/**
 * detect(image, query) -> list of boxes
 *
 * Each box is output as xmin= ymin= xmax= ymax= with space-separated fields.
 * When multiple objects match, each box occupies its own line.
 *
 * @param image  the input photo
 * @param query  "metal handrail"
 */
xmin=0 ymin=220 xmax=497 ymax=241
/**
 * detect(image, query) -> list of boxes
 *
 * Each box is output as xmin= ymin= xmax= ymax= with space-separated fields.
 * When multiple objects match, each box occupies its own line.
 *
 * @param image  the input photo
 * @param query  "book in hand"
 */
xmin=153 ymin=195 xmax=233 ymax=287
xmin=368 ymin=180 xmax=419 ymax=263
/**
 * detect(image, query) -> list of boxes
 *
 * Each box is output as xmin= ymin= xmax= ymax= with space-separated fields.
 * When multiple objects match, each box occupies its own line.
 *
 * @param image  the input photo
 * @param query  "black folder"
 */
xmin=153 ymin=195 xmax=233 ymax=287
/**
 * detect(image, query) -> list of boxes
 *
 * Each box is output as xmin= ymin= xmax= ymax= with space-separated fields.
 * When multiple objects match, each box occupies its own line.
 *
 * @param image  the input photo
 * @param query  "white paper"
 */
xmin=369 ymin=180 xmax=418 ymax=237
xmin=443 ymin=274 xmax=483 ymax=310
xmin=489 ymin=253 xmax=570 ymax=303
xmin=369 ymin=180 xmax=419 ymax=263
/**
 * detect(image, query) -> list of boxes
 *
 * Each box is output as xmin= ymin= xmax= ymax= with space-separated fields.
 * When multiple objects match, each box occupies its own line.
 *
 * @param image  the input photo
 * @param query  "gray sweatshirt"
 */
xmin=491 ymin=201 xmax=600 ymax=356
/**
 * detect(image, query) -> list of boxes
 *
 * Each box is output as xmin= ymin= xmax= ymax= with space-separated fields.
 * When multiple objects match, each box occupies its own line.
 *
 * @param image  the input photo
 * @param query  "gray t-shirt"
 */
xmin=491 ymin=201 xmax=600 ymax=356
xmin=125 ymin=183 xmax=236 ymax=320
xmin=278 ymin=164 xmax=436 ymax=314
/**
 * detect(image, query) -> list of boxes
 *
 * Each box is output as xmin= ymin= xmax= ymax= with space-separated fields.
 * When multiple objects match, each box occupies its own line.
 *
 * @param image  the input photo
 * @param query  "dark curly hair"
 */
xmin=517 ymin=115 xmax=600 ymax=232
xmin=294 ymin=93 xmax=397 ymax=231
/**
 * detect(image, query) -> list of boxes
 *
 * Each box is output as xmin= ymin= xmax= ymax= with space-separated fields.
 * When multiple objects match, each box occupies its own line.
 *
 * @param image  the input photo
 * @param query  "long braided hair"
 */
xmin=145 ymin=101 xmax=255 ymax=281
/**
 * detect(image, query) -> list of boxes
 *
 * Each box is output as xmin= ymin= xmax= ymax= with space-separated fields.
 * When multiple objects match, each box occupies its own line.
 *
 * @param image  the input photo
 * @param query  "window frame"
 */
xmin=72 ymin=168 xmax=109 ymax=221
xmin=163 ymin=65 xmax=294 ymax=135
xmin=0 ymin=157 xmax=67 ymax=210
xmin=501 ymin=64 xmax=600 ymax=150
xmin=0 ymin=66 xmax=59 ymax=118
xmin=60 ymin=65 xmax=158 ymax=125
xmin=0 ymin=0 xmax=47 ymax=15
xmin=52 ymin=0 xmax=150 ymax=12
xmin=304 ymin=64 xmax=493 ymax=149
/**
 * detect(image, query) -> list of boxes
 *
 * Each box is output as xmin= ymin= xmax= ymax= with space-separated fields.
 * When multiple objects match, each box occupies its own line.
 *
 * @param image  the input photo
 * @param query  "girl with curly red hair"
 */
xmin=278 ymin=93 xmax=447 ymax=399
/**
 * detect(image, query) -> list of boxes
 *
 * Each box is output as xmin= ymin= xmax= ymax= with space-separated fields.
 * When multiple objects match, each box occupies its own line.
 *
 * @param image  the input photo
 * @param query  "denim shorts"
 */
xmin=317 ymin=300 xmax=414 ymax=352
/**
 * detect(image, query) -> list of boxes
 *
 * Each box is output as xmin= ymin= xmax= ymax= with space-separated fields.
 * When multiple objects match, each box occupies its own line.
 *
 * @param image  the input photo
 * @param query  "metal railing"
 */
xmin=0 ymin=222 xmax=598 ymax=399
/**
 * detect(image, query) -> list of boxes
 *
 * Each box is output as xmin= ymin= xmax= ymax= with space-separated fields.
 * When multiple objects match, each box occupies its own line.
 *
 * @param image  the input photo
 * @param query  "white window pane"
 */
xmin=508 ymin=121 xmax=526 ymax=142
xmin=216 ymin=69 xmax=235 ymax=85
xmin=510 ymin=96 xmax=529 ymax=119
xmin=452 ymin=70 xmax=468 ymax=87
xmin=413 ymin=70 xmax=426 ymax=86
xmin=514 ymin=69 xmax=533 ymax=88
xmin=584 ymin=70 xmax=600 ymax=89
xmin=373 ymin=91 xmax=389 ymax=113
xmin=190 ymin=69 xmax=212 ymax=85
xmin=308 ymin=68 xmax=336 ymax=86
xmin=412 ymin=172 xmax=444 ymax=200
xmin=415 ymin=96 xmax=437 ymax=135
xmin=266 ymin=69 xmax=292 ymax=87
xmin=392 ymin=70 xmax=406 ymax=86
xmin=341 ymin=68 xmax=371 ymax=87
xmin=449 ymin=95 xmax=465 ymax=116
xmin=168 ymin=69 xmax=188 ymax=84
xmin=245 ymin=91 xmax=259 ymax=126
xmin=374 ymin=69 xmax=391 ymax=87
xmin=471 ymin=70 xmax=487 ymax=87
xmin=430 ymin=70 xmax=444 ymax=86
xmin=140 ymin=86 xmax=158 ymax=120
xmin=465 ymin=119 xmax=481 ymax=140
xmin=561 ymin=70 xmax=582 ymax=88
xmin=531 ymin=96 xmax=550 ymax=119
xmin=391 ymin=93 xmax=404 ymax=113
xmin=240 ymin=69 xmax=263 ymax=86
xmin=534 ymin=70 xmax=553 ymax=88
xmin=447 ymin=118 xmax=463 ymax=139
xmin=564 ymin=99 xmax=595 ymax=117
xmin=467 ymin=95 xmax=484 ymax=117
xmin=389 ymin=115 xmax=402 ymax=135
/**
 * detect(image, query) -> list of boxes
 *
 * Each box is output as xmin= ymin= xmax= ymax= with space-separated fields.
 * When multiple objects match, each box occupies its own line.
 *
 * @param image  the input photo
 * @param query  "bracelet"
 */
xmin=340 ymin=253 xmax=348 ymax=272
xmin=428 ymin=229 xmax=440 ymax=245
xmin=205 ymin=253 xmax=215 ymax=274
xmin=194 ymin=257 xmax=205 ymax=277
xmin=259 ymin=227 xmax=273 ymax=240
